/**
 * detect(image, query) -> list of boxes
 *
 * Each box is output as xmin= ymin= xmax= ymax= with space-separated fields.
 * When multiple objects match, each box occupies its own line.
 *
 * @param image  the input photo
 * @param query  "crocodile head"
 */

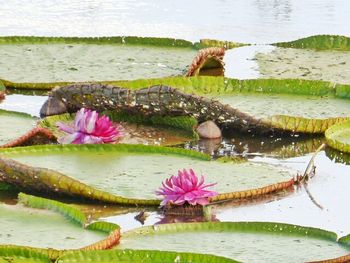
xmin=40 ymin=96 xmax=67 ymax=117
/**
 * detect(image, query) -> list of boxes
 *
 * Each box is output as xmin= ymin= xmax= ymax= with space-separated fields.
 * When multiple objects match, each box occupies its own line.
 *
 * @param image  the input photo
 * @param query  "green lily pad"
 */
xmin=273 ymin=35 xmax=350 ymax=51
xmin=56 ymin=249 xmax=237 ymax=263
xmin=117 ymin=222 xmax=350 ymax=263
xmin=0 ymin=109 xmax=36 ymax=146
xmin=0 ymin=203 xmax=106 ymax=250
xmin=255 ymin=47 xmax=350 ymax=84
xmin=0 ymin=144 xmax=294 ymax=204
xmin=39 ymin=76 xmax=350 ymax=134
xmin=0 ymin=37 xmax=198 ymax=83
xmin=215 ymin=93 xmax=350 ymax=120
xmin=325 ymin=120 xmax=350 ymax=153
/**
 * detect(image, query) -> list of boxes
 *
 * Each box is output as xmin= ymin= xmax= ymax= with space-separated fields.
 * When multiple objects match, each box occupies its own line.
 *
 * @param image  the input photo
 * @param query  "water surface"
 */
xmin=0 ymin=0 xmax=349 ymax=43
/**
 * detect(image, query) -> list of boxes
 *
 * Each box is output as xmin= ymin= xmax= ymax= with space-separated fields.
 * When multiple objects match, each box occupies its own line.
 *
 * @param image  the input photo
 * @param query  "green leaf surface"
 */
xmin=36 ymin=76 xmax=350 ymax=134
xmin=339 ymin=233 xmax=350 ymax=246
xmin=56 ymin=249 xmax=238 ymax=263
xmin=196 ymin=39 xmax=247 ymax=49
xmin=0 ymin=36 xmax=195 ymax=47
xmin=0 ymin=203 xmax=106 ymax=250
xmin=215 ymin=93 xmax=350 ymax=120
xmin=255 ymin=46 xmax=350 ymax=84
xmin=118 ymin=222 xmax=349 ymax=263
xmin=0 ymin=109 xmax=37 ymax=146
xmin=0 ymin=247 xmax=51 ymax=263
xmin=18 ymin=192 xmax=87 ymax=226
xmin=273 ymin=35 xmax=350 ymax=51
xmin=0 ymin=144 xmax=294 ymax=203
xmin=0 ymin=39 xmax=197 ymax=83
xmin=325 ymin=120 xmax=350 ymax=153
xmin=0 ymin=80 xmax=5 ymax=92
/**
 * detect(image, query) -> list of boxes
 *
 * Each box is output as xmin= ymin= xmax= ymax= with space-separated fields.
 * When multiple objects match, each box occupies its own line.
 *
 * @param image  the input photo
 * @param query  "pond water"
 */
xmin=1 ymin=0 xmax=350 ymax=260
xmin=0 ymin=0 xmax=349 ymax=43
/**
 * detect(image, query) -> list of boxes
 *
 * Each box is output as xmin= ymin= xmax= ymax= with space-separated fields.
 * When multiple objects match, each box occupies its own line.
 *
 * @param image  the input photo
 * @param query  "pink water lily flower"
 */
xmin=156 ymin=169 xmax=218 ymax=206
xmin=56 ymin=108 xmax=122 ymax=144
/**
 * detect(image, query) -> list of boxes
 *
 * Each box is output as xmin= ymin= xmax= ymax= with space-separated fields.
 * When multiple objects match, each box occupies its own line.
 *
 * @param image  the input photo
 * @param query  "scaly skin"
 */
xmin=40 ymin=83 xmax=273 ymax=134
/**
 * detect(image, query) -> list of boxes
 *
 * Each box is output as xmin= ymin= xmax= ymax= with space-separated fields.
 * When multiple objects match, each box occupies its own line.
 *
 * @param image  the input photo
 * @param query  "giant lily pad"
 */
xmin=0 ymin=109 xmax=37 ymax=146
xmin=216 ymin=93 xmax=350 ymax=120
xmin=0 ymin=193 xmax=122 ymax=262
xmin=117 ymin=222 xmax=350 ymax=263
xmin=0 ymin=36 xmax=199 ymax=83
xmin=0 ymin=144 xmax=296 ymax=205
xmin=119 ymin=77 xmax=350 ymax=133
xmin=0 ymin=202 xmax=106 ymax=250
xmin=40 ymin=77 xmax=350 ymax=134
xmin=325 ymin=120 xmax=350 ymax=153
xmin=255 ymin=47 xmax=350 ymax=84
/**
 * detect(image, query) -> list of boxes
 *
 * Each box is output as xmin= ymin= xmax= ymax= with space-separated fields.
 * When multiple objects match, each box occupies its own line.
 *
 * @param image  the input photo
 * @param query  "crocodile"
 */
xmin=40 ymin=83 xmax=273 ymax=134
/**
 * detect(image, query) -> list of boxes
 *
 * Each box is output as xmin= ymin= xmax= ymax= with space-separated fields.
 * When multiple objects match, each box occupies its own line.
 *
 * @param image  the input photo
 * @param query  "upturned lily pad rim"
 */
xmin=339 ymin=233 xmax=350 ymax=246
xmin=56 ymin=249 xmax=239 ymax=263
xmin=18 ymin=192 xmax=120 ymax=233
xmin=0 ymin=35 xmax=196 ymax=48
xmin=0 ymin=247 xmax=238 ymax=263
xmin=2 ymin=76 xmax=350 ymax=100
xmin=0 ymin=108 xmax=35 ymax=119
xmin=272 ymin=34 xmax=350 ymax=51
xmin=122 ymin=221 xmax=339 ymax=242
xmin=325 ymin=120 xmax=350 ymax=153
xmin=0 ymin=246 xmax=52 ymax=263
xmin=0 ymin=143 xmax=210 ymax=160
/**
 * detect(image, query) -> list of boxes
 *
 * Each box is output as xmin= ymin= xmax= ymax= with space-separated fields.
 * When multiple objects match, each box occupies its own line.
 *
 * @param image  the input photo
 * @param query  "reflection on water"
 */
xmin=184 ymin=134 xmax=324 ymax=158
xmin=255 ymin=0 xmax=292 ymax=22
xmin=326 ymin=147 xmax=350 ymax=165
xmin=216 ymin=152 xmax=350 ymax=236
xmin=0 ymin=0 xmax=349 ymax=43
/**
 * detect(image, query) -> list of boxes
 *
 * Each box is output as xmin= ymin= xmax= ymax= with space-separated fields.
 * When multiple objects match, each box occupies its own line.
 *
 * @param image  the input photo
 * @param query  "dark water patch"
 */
xmin=183 ymin=134 xmax=324 ymax=159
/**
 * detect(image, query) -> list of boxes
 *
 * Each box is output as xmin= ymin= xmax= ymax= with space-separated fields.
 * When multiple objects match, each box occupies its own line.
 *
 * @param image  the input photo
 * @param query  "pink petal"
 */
xmin=57 ymin=132 xmax=80 ymax=144
xmin=85 ymin=110 xmax=98 ymax=133
xmin=56 ymin=121 xmax=75 ymax=134
xmin=156 ymin=168 xmax=218 ymax=207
